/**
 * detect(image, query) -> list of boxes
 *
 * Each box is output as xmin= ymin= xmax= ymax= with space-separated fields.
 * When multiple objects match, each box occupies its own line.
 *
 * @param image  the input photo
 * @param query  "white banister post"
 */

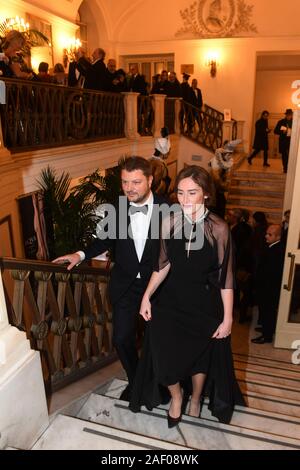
xmin=151 ymin=94 xmax=166 ymax=137
xmin=236 ymin=120 xmax=245 ymax=152
xmin=222 ymin=120 xmax=233 ymax=143
xmin=122 ymin=92 xmax=140 ymax=140
xmin=175 ymin=98 xmax=183 ymax=135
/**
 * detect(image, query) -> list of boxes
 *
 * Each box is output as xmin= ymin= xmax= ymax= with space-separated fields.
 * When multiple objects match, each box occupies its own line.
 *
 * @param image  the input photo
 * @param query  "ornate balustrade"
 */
xmin=0 ymin=78 xmax=243 ymax=154
xmin=0 ymin=257 xmax=115 ymax=392
xmin=0 ymin=78 xmax=125 ymax=151
xmin=180 ymin=101 xmax=239 ymax=153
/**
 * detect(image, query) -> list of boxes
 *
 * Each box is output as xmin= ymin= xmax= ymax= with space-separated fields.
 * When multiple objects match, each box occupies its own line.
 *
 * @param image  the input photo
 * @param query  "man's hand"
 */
xmin=52 ymin=253 xmax=81 ymax=271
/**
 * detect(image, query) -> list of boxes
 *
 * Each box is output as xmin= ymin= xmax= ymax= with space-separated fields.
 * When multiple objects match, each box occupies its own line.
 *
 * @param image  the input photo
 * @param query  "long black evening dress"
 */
xmin=129 ymin=210 xmax=245 ymax=423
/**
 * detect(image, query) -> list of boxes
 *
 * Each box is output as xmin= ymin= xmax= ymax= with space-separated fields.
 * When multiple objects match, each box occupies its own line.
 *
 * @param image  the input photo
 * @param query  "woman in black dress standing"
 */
xmin=129 ymin=165 xmax=244 ymax=426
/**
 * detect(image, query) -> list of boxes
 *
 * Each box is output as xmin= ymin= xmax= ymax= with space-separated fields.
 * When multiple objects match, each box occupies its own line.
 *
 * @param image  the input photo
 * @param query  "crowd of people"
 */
xmin=226 ymin=207 xmax=288 ymax=344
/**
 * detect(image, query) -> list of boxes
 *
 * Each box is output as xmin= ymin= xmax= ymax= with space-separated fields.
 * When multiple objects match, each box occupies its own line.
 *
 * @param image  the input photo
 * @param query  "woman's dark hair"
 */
xmin=261 ymin=110 xmax=269 ymax=117
xmin=38 ymin=62 xmax=49 ymax=73
xmin=175 ymin=165 xmax=214 ymax=202
xmin=54 ymin=63 xmax=64 ymax=73
xmin=253 ymin=211 xmax=267 ymax=226
xmin=161 ymin=127 xmax=169 ymax=138
xmin=119 ymin=156 xmax=152 ymax=178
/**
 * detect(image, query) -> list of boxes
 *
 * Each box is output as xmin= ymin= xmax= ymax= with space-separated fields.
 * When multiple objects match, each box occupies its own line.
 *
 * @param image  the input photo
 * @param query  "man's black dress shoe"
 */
xmin=167 ymin=411 xmax=182 ymax=428
xmin=247 ymin=157 xmax=252 ymax=165
xmin=119 ymin=385 xmax=132 ymax=401
xmin=251 ymin=335 xmax=272 ymax=344
xmin=263 ymin=163 xmax=270 ymax=167
xmin=254 ymin=326 xmax=263 ymax=332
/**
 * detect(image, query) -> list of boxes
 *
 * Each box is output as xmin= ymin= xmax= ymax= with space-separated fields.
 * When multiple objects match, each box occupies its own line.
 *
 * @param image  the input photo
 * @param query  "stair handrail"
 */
xmin=0 ymin=256 xmax=116 ymax=393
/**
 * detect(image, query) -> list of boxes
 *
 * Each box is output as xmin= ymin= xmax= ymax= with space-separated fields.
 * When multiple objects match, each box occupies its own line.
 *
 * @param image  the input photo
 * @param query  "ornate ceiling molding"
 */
xmin=176 ymin=0 xmax=257 ymax=39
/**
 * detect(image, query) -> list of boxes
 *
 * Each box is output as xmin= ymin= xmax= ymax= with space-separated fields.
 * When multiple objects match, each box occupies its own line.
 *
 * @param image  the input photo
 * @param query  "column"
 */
xmin=0 ymin=271 xmax=49 ymax=449
xmin=151 ymin=94 xmax=166 ymax=137
xmin=122 ymin=92 xmax=140 ymax=140
xmin=175 ymin=98 xmax=183 ymax=135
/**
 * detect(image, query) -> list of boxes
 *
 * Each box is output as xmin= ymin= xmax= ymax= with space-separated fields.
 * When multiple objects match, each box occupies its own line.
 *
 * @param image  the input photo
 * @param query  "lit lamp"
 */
xmin=63 ymin=38 xmax=82 ymax=68
xmin=205 ymin=52 xmax=219 ymax=78
xmin=6 ymin=16 xmax=29 ymax=32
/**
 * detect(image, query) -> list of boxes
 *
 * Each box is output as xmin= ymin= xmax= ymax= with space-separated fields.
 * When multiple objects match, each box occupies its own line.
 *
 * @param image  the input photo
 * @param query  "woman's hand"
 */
xmin=139 ymin=294 xmax=152 ymax=322
xmin=212 ymin=319 xmax=232 ymax=339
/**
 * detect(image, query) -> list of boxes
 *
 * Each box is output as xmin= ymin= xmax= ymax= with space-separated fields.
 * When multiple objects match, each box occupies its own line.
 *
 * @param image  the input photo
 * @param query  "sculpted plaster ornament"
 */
xmin=176 ymin=0 xmax=257 ymax=38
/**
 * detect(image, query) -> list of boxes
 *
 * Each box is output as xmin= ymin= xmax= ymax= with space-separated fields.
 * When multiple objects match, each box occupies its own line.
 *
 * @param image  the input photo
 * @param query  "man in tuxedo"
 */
xmin=53 ymin=157 xmax=166 ymax=400
xmin=251 ymin=224 xmax=285 ymax=344
xmin=274 ymin=109 xmax=293 ymax=173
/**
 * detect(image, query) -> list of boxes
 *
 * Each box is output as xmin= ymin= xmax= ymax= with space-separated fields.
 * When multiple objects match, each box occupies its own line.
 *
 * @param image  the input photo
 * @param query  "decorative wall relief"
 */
xmin=176 ymin=0 xmax=257 ymax=38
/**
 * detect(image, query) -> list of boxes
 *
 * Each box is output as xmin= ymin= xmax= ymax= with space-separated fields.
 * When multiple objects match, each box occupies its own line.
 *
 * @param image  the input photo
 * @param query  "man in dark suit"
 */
xmin=77 ymin=48 xmax=107 ymax=91
xmin=274 ymin=109 xmax=293 ymax=173
xmin=128 ymin=65 xmax=147 ymax=95
xmin=251 ymin=224 xmax=285 ymax=344
xmin=53 ymin=157 xmax=166 ymax=400
xmin=247 ymin=110 xmax=271 ymax=167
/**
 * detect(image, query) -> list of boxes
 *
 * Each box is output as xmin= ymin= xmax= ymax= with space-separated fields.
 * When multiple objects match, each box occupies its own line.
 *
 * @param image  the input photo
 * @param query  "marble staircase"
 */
xmin=31 ymin=363 xmax=300 ymax=450
xmin=226 ymin=160 xmax=286 ymax=223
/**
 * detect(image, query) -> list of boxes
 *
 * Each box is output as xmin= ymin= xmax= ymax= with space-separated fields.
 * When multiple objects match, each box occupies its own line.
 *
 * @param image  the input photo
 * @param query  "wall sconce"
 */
xmin=205 ymin=52 xmax=219 ymax=78
xmin=62 ymin=38 xmax=82 ymax=68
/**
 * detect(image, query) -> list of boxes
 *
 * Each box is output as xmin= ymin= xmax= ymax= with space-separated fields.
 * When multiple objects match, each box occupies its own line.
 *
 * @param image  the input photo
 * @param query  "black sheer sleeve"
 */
xmin=206 ymin=213 xmax=235 ymax=289
xmin=155 ymin=216 xmax=172 ymax=272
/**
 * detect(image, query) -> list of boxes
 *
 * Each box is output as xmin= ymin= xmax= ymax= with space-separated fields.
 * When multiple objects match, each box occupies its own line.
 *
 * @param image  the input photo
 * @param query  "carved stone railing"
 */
xmin=0 ymin=257 xmax=115 ymax=392
xmin=0 ymin=78 xmax=125 ymax=151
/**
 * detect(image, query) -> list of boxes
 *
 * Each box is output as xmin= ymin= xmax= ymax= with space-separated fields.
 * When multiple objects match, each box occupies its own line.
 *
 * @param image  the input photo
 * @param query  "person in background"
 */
xmin=0 ymin=30 xmax=34 ymax=79
xmin=274 ymin=109 xmax=293 ymax=173
xmin=251 ymin=224 xmax=285 ymax=344
xmin=53 ymin=63 xmax=66 ymax=85
xmin=247 ymin=110 xmax=271 ymax=167
xmin=37 ymin=62 xmax=52 ymax=82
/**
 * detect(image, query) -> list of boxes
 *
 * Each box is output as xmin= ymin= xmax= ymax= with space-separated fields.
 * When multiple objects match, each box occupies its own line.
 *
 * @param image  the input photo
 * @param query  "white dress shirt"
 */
xmin=130 ymin=192 xmax=154 ymax=277
xmin=77 ymin=192 xmax=154 ymax=278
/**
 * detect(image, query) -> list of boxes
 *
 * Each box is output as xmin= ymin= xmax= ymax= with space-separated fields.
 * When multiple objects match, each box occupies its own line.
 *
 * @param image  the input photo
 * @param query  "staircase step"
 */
xmin=236 ymin=371 xmax=300 ymax=401
xmin=75 ymin=387 xmax=300 ymax=449
xmin=230 ymin=178 xmax=286 ymax=190
xmin=94 ymin=379 xmax=300 ymax=443
xmin=32 ymin=414 xmax=191 ymax=450
xmin=227 ymin=195 xmax=283 ymax=209
xmin=233 ymin=352 xmax=300 ymax=373
xmin=230 ymin=186 xmax=284 ymax=198
xmin=233 ymin=170 xmax=286 ymax=181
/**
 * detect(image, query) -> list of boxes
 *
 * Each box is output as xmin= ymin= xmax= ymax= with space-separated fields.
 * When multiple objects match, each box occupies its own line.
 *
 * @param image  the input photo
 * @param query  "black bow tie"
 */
xmin=129 ymin=205 xmax=148 ymax=215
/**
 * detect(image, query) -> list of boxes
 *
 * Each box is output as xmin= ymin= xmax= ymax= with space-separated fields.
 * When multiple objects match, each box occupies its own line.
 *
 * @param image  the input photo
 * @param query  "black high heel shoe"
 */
xmin=167 ymin=411 xmax=182 ymax=428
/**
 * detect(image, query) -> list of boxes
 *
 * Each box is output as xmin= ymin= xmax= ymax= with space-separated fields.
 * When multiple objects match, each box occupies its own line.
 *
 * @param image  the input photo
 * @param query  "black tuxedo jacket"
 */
xmin=274 ymin=118 xmax=293 ymax=153
xmin=83 ymin=194 xmax=167 ymax=304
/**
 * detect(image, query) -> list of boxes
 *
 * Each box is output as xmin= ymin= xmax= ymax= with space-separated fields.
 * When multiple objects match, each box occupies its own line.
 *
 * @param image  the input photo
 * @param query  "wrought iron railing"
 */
xmin=0 ymin=78 xmax=125 ymax=151
xmin=180 ymin=102 xmax=238 ymax=152
xmin=1 ymin=257 xmax=115 ymax=392
xmin=138 ymin=95 xmax=154 ymax=136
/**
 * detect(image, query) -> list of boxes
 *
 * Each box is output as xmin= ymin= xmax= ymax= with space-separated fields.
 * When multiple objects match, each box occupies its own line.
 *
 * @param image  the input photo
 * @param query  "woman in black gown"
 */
xmin=129 ymin=166 xmax=245 ymax=426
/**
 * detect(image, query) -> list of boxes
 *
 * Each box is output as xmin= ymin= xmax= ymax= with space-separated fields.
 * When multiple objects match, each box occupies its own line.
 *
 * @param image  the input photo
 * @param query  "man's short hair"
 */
xmin=119 ymin=156 xmax=152 ymax=178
